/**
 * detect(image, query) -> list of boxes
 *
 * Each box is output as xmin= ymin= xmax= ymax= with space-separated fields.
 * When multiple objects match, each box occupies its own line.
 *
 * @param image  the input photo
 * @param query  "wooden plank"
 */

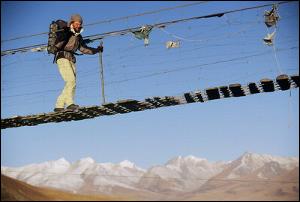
xmin=137 ymin=100 xmax=157 ymax=110
xmin=153 ymin=97 xmax=173 ymax=106
xmin=229 ymin=83 xmax=245 ymax=97
xmin=206 ymin=87 xmax=220 ymax=100
xmin=276 ymin=74 xmax=290 ymax=90
xmin=184 ymin=93 xmax=196 ymax=103
xmin=260 ymin=78 xmax=275 ymax=92
xmin=194 ymin=91 xmax=204 ymax=102
xmin=93 ymin=106 xmax=117 ymax=115
xmin=165 ymin=96 xmax=181 ymax=105
xmin=71 ymin=109 xmax=95 ymax=121
xmin=248 ymin=82 xmax=260 ymax=94
xmin=13 ymin=115 xmax=39 ymax=128
xmin=219 ymin=86 xmax=230 ymax=98
xmin=116 ymin=99 xmax=142 ymax=111
xmin=1 ymin=116 xmax=21 ymax=129
xmin=57 ymin=110 xmax=78 ymax=121
xmin=145 ymin=97 xmax=164 ymax=108
xmin=27 ymin=113 xmax=49 ymax=126
xmin=290 ymin=75 xmax=299 ymax=87
xmin=14 ymin=117 xmax=23 ymax=128
xmin=102 ymin=102 xmax=130 ymax=114
xmin=79 ymin=106 xmax=104 ymax=117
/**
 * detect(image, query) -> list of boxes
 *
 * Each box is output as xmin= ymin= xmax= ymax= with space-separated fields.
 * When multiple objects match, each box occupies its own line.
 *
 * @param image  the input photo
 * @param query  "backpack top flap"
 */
xmin=47 ymin=20 xmax=68 ymax=54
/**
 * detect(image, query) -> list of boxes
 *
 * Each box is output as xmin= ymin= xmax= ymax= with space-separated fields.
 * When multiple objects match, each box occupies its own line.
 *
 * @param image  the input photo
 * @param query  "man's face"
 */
xmin=72 ymin=21 xmax=82 ymax=32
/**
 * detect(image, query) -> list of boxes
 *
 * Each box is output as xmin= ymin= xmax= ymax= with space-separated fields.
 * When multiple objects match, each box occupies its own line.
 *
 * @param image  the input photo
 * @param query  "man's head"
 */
xmin=69 ymin=14 xmax=83 ymax=33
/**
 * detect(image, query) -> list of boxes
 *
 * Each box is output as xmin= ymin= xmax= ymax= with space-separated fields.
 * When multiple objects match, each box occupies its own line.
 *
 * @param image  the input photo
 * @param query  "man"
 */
xmin=53 ymin=14 xmax=103 ymax=112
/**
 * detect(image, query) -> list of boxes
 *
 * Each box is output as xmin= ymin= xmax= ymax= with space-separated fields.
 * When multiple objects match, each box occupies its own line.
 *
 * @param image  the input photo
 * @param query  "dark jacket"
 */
xmin=54 ymin=28 xmax=99 ymax=63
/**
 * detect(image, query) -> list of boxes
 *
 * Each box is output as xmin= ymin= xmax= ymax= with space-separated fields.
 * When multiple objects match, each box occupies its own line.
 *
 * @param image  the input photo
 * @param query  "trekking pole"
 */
xmin=99 ymin=40 xmax=106 ymax=105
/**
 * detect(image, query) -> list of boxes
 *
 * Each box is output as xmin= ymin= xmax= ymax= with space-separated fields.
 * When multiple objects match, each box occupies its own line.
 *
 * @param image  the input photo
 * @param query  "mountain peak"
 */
xmin=55 ymin=158 xmax=69 ymax=164
xmin=185 ymin=155 xmax=206 ymax=161
xmin=166 ymin=155 xmax=206 ymax=165
xmin=119 ymin=160 xmax=135 ymax=168
xmin=77 ymin=157 xmax=95 ymax=164
xmin=241 ymin=151 xmax=258 ymax=156
xmin=239 ymin=152 xmax=275 ymax=162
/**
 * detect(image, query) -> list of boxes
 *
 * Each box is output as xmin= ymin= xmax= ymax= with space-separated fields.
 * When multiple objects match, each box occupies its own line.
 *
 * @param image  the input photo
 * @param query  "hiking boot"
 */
xmin=54 ymin=108 xmax=64 ymax=112
xmin=66 ymin=104 xmax=80 ymax=111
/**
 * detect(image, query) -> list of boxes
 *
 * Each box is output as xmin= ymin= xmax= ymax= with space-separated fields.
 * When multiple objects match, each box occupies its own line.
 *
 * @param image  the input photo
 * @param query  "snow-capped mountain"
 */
xmin=138 ymin=155 xmax=226 ymax=192
xmin=1 ymin=152 xmax=298 ymax=197
xmin=220 ymin=152 xmax=299 ymax=179
xmin=1 ymin=157 xmax=146 ymax=194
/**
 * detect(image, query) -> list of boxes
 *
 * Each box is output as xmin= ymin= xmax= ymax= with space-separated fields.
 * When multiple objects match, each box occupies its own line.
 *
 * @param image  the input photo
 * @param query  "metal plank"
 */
xmin=260 ymin=78 xmax=275 ymax=92
xmin=206 ymin=87 xmax=220 ymax=100
xmin=229 ymin=83 xmax=245 ymax=97
xmin=276 ymin=74 xmax=290 ymax=90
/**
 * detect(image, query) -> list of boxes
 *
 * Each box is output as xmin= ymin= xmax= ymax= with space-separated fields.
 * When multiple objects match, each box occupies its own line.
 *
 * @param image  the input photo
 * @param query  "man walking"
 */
xmin=53 ymin=14 xmax=103 ymax=112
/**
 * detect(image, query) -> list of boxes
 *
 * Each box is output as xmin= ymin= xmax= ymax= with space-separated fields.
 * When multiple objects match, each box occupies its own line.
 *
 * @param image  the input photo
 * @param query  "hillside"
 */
xmin=1 ymin=174 xmax=124 ymax=201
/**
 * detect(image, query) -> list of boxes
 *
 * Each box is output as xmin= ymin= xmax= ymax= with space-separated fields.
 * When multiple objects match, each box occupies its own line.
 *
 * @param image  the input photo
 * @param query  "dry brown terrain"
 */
xmin=179 ymin=168 xmax=299 ymax=201
xmin=1 ymin=174 xmax=127 ymax=201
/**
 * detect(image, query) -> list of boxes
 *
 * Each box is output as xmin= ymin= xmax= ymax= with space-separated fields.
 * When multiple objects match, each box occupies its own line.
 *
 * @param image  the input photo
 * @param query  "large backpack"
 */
xmin=47 ymin=20 xmax=69 ymax=54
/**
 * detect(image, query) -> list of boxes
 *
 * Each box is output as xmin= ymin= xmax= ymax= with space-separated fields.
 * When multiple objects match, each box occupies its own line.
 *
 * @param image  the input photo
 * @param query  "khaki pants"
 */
xmin=55 ymin=58 xmax=76 ymax=108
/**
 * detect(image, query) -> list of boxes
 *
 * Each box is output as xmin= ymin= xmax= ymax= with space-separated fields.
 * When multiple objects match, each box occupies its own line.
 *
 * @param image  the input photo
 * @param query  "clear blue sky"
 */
xmin=1 ymin=1 xmax=299 ymax=169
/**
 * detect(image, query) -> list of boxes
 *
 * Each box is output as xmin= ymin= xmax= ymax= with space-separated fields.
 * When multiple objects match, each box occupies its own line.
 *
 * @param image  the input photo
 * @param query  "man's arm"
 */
xmin=79 ymin=37 xmax=102 ymax=55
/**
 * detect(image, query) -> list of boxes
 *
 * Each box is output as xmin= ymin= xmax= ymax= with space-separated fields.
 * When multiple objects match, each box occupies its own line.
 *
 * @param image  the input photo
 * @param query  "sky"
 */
xmin=1 ymin=1 xmax=299 ymax=169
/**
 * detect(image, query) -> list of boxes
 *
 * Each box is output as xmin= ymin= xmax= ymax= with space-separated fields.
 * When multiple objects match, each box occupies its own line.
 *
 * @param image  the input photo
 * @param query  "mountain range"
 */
xmin=1 ymin=152 xmax=299 ymax=200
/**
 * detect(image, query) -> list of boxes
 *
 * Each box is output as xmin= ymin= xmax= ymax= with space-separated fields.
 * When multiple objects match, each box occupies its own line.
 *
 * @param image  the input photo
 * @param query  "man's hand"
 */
xmin=97 ymin=45 xmax=103 ymax=53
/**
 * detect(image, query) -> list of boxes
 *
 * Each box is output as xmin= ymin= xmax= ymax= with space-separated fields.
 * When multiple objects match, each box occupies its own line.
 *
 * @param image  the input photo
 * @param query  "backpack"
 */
xmin=47 ymin=20 xmax=68 ymax=54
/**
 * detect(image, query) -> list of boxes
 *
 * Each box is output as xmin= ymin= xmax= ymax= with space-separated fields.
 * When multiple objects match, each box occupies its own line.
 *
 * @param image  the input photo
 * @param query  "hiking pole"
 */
xmin=99 ymin=41 xmax=106 ymax=105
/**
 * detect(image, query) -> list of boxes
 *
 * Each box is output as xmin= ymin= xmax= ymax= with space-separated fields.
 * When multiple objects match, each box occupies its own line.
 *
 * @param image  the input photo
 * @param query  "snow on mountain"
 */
xmin=1 ymin=158 xmax=82 ymax=190
xmin=68 ymin=157 xmax=96 ymax=174
xmin=138 ymin=155 xmax=227 ymax=192
xmin=119 ymin=160 xmax=135 ymax=168
xmin=255 ymin=161 xmax=284 ymax=179
xmin=1 ymin=153 xmax=298 ymax=195
xmin=78 ymin=159 xmax=146 ymax=193
xmin=2 ymin=157 xmax=70 ymax=179
xmin=224 ymin=152 xmax=299 ymax=179
xmin=169 ymin=155 xmax=225 ymax=179
xmin=1 ymin=157 xmax=148 ymax=193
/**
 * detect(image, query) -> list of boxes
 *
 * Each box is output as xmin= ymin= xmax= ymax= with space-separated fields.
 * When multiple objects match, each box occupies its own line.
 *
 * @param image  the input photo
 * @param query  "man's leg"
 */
xmin=69 ymin=61 xmax=77 ymax=105
xmin=55 ymin=58 xmax=76 ymax=109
